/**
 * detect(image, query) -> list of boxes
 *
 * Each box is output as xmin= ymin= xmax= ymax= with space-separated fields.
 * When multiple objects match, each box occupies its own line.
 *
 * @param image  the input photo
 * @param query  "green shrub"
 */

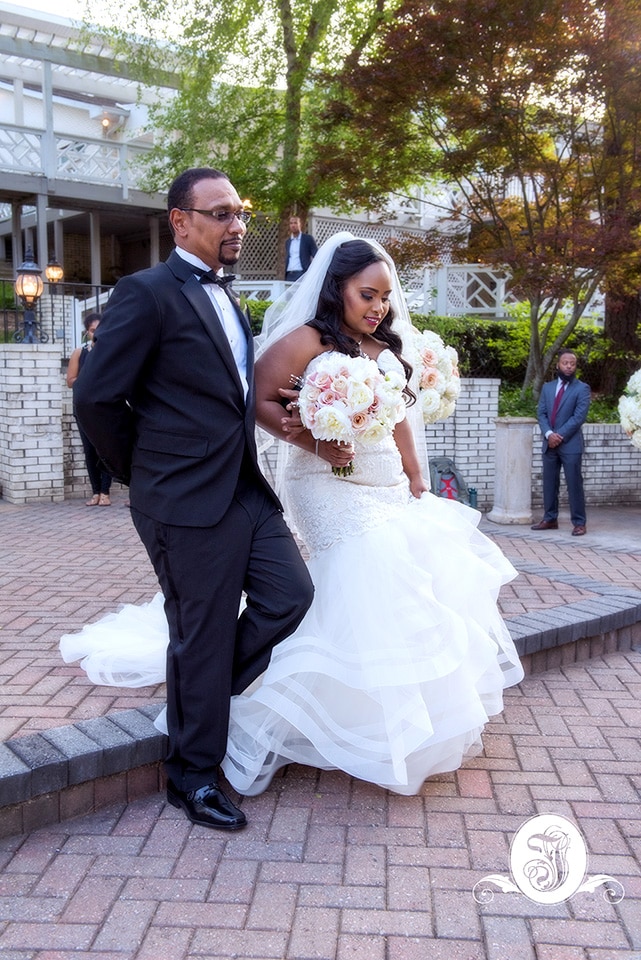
xmin=409 ymin=313 xmax=516 ymax=380
xmin=246 ymin=299 xmax=269 ymax=337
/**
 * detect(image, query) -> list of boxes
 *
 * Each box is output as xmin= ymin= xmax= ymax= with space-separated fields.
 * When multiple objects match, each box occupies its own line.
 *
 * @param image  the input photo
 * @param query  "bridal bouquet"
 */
xmin=411 ymin=328 xmax=461 ymax=424
xmin=618 ymin=369 xmax=641 ymax=450
xmin=297 ymin=353 xmax=406 ymax=475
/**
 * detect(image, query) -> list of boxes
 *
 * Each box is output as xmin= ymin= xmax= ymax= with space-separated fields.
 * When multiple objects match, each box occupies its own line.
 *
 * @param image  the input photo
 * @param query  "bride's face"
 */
xmin=341 ymin=261 xmax=392 ymax=340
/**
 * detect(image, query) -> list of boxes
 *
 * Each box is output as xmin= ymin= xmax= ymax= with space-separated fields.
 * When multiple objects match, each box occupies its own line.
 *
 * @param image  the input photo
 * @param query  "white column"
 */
xmin=41 ymin=60 xmax=56 ymax=180
xmin=13 ymin=78 xmax=24 ymax=125
xmin=487 ymin=417 xmax=537 ymax=524
xmin=90 ymin=211 xmax=102 ymax=285
xmin=36 ymin=193 xmax=48 ymax=270
xmin=54 ymin=219 xmax=64 ymax=266
xmin=11 ymin=203 xmax=22 ymax=272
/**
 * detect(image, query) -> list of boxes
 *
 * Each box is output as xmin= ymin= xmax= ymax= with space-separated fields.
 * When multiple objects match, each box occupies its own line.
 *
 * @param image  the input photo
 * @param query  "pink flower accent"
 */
xmin=351 ymin=411 xmax=369 ymax=431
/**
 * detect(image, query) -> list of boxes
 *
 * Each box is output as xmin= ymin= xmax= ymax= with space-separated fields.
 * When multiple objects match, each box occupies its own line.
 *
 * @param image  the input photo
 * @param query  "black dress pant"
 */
xmin=131 ymin=478 xmax=313 ymax=791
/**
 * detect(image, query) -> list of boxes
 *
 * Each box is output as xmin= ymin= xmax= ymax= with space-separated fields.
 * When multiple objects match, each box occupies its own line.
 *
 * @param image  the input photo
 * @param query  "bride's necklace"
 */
xmin=354 ymin=335 xmax=368 ymax=359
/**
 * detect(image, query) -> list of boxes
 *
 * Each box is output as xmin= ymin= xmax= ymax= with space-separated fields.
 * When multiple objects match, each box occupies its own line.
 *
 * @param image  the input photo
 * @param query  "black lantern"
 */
xmin=13 ymin=248 xmax=47 ymax=344
xmin=45 ymin=256 xmax=64 ymax=285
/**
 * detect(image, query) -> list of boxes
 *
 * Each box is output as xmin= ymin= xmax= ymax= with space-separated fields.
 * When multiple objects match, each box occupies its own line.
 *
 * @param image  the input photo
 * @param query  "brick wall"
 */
xmin=1 ymin=346 xmax=640 ymax=508
xmin=0 ymin=345 xmax=65 ymax=503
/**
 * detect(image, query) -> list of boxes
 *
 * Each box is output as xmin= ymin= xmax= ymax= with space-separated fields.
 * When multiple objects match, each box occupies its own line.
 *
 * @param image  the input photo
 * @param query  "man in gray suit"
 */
xmin=531 ymin=350 xmax=591 ymax=536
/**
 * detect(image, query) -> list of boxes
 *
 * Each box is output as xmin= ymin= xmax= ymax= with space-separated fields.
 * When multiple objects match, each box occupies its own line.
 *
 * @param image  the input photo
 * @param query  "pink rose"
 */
xmin=351 ymin=411 xmax=369 ymax=431
xmin=318 ymin=389 xmax=340 ymax=405
xmin=420 ymin=367 xmax=440 ymax=390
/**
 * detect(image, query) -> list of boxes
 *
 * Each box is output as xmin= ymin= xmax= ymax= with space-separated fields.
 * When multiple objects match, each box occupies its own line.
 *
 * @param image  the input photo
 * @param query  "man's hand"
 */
xmin=278 ymin=387 xmax=307 ymax=439
xmin=547 ymin=432 xmax=563 ymax=448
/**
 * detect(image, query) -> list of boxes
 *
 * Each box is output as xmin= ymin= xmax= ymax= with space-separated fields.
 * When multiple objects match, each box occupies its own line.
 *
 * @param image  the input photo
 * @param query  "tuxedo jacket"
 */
xmin=285 ymin=232 xmax=318 ymax=273
xmin=73 ymin=250 xmax=279 ymax=527
xmin=537 ymin=377 xmax=591 ymax=455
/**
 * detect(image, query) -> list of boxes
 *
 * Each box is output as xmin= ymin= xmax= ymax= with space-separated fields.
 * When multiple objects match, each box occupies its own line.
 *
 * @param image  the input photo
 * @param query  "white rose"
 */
xmin=619 ymin=395 xmax=641 ymax=433
xmin=312 ymin=403 xmax=353 ymax=441
xmin=360 ymin=419 xmax=389 ymax=444
xmin=421 ymin=388 xmax=441 ymax=423
xmin=626 ymin=369 xmax=641 ymax=396
xmin=346 ymin=379 xmax=375 ymax=413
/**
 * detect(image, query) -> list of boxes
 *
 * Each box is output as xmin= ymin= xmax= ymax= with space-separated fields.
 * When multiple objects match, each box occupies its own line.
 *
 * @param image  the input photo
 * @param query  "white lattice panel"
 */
xmin=237 ymin=219 xmax=279 ymax=279
xmin=56 ymin=138 xmax=120 ymax=182
xmin=0 ymin=129 xmax=42 ymax=171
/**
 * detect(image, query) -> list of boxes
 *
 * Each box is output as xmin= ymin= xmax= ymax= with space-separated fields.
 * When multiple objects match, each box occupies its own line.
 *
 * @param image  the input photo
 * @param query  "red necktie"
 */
xmin=550 ymin=383 xmax=566 ymax=428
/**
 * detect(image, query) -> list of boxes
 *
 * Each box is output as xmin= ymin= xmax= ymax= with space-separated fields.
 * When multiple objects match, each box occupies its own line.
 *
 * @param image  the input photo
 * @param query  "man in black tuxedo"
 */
xmin=284 ymin=215 xmax=318 ymax=281
xmin=74 ymin=167 xmax=314 ymax=830
xmin=531 ymin=349 xmax=591 ymax=536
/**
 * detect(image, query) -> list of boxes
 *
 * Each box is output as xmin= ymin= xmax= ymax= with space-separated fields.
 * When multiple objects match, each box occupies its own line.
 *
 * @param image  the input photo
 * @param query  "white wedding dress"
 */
xmin=61 ymin=351 xmax=523 ymax=796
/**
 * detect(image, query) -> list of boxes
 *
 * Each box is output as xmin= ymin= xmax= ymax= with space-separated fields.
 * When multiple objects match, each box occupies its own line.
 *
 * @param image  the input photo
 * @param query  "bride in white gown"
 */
xmin=61 ymin=233 xmax=523 ymax=797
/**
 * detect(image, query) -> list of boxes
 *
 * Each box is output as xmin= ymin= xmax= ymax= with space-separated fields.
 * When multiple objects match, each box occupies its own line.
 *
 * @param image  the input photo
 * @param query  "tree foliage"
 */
xmin=316 ymin=0 xmax=641 ymax=396
xmin=86 ymin=0 xmax=399 ymax=245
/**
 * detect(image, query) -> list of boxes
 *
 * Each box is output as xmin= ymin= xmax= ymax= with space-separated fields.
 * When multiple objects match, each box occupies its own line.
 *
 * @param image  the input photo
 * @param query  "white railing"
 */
xmin=426 ymin=264 xmax=518 ymax=317
xmin=237 ymin=265 xmax=517 ymax=317
xmin=0 ymin=123 xmax=151 ymax=193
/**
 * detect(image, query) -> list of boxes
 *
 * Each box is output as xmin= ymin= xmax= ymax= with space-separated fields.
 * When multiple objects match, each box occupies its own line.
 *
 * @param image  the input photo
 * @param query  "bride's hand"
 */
xmin=317 ymin=440 xmax=355 ymax=468
xmin=409 ymin=475 xmax=429 ymax=499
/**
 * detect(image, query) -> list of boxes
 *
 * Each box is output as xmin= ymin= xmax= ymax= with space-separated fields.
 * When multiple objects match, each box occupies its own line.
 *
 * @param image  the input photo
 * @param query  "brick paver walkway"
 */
xmin=0 ymin=497 xmax=640 ymax=959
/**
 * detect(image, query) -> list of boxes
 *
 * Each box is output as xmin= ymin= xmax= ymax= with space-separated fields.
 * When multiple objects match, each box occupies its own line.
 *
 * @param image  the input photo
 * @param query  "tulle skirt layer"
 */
xmin=222 ymin=493 xmax=522 ymax=795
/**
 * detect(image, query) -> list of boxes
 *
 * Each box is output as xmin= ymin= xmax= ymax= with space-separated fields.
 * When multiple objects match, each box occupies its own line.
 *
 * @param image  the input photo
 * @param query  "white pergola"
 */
xmin=0 ymin=1 xmax=176 ymax=281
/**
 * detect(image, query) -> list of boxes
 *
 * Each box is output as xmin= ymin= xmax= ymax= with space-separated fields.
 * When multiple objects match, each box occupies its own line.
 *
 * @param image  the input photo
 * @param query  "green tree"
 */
xmin=86 ymin=0 xmax=398 ymax=269
xmin=315 ymin=0 xmax=641 ymax=397
xmin=588 ymin=0 xmax=641 ymax=393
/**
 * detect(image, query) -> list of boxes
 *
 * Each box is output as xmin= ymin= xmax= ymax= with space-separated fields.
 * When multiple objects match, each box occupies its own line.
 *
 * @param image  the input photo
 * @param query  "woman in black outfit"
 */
xmin=66 ymin=313 xmax=112 ymax=506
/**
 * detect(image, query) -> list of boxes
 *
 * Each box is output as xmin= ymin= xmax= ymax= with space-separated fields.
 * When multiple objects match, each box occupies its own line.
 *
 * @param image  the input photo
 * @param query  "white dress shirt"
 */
xmin=176 ymin=248 xmax=248 ymax=399
xmin=286 ymin=234 xmax=303 ymax=272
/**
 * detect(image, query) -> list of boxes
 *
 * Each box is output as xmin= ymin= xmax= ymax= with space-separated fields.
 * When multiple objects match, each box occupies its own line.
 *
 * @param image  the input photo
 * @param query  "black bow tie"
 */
xmin=193 ymin=267 xmax=236 ymax=288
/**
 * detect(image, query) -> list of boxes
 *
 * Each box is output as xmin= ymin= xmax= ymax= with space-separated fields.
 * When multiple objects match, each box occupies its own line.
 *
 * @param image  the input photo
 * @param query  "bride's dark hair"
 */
xmin=307 ymin=239 xmax=415 ymax=398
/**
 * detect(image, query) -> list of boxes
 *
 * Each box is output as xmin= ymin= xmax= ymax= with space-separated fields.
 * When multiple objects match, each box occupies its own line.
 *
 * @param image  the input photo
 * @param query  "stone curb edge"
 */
xmin=0 ymin=704 xmax=166 ymax=808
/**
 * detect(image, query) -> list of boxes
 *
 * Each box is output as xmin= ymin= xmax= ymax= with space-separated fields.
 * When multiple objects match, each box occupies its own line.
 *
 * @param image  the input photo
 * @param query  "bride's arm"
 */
xmin=394 ymin=417 xmax=429 ymax=499
xmin=255 ymin=328 xmax=320 ymax=455
xmin=255 ymin=332 xmax=355 ymax=469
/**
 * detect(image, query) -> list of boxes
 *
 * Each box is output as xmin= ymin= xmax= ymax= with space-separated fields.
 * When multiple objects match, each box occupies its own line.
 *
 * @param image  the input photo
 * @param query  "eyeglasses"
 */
xmin=180 ymin=208 xmax=252 ymax=224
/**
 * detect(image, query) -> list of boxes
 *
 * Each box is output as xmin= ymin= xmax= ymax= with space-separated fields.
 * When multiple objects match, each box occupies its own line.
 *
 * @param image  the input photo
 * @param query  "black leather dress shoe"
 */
xmin=530 ymin=519 xmax=558 ymax=530
xmin=167 ymin=780 xmax=247 ymax=831
xmin=572 ymin=525 xmax=587 ymax=536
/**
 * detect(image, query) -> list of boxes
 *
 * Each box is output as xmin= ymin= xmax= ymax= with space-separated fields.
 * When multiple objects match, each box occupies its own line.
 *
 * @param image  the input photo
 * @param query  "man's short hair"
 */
xmin=167 ymin=168 xmax=230 ymax=231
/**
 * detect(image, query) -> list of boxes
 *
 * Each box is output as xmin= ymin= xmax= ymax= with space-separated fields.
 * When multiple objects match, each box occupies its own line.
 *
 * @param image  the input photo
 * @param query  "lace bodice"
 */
xmin=284 ymin=349 xmax=410 ymax=555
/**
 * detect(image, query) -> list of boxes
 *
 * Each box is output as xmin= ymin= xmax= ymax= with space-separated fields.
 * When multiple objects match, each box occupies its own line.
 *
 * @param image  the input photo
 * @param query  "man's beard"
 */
xmin=557 ymin=370 xmax=576 ymax=384
xmin=219 ymin=245 xmax=241 ymax=267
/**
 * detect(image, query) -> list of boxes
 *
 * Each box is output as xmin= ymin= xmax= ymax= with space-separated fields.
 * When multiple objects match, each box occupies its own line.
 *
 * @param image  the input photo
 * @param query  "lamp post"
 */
xmin=13 ymin=248 xmax=47 ymax=344
xmin=46 ymin=255 xmax=65 ymax=346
